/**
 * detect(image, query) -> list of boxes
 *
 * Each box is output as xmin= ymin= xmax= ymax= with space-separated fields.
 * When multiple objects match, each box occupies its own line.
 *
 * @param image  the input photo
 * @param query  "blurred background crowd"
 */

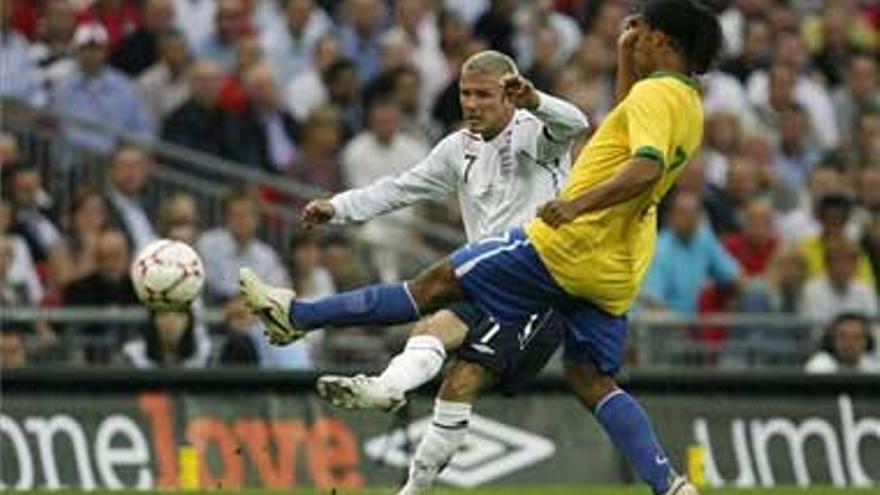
xmin=0 ymin=0 xmax=879 ymax=374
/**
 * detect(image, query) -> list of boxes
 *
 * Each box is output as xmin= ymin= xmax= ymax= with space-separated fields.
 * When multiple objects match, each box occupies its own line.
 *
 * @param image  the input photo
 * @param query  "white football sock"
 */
xmin=405 ymin=400 xmax=472 ymax=491
xmin=376 ymin=335 xmax=446 ymax=394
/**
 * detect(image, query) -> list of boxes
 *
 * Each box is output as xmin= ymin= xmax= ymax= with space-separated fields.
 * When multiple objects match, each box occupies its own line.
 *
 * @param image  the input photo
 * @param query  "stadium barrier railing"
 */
xmin=0 ymin=305 xmax=820 ymax=370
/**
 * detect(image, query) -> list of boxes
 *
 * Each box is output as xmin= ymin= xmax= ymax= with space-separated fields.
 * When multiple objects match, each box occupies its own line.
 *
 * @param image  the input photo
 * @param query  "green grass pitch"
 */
xmin=26 ymin=488 xmax=880 ymax=495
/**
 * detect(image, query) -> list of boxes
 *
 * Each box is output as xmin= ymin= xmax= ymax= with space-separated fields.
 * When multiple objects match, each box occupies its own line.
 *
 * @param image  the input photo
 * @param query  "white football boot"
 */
xmin=238 ymin=268 xmax=305 ymax=345
xmin=316 ymin=374 xmax=407 ymax=412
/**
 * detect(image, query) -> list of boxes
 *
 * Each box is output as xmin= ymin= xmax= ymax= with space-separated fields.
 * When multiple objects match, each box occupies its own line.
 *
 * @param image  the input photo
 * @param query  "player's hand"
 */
xmin=618 ymin=14 xmax=643 ymax=55
xmin=537 ymin=199 xmax=579 ymax=228
xmin=301 ymin=199 xmax=335 ymax=228
xmin=500 ymin=74 xmax=540 ymax=110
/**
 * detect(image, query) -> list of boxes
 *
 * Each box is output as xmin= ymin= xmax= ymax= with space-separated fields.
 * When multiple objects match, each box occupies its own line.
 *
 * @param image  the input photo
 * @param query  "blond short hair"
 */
xmin=462 ymin=50 xmax=518 ymax=77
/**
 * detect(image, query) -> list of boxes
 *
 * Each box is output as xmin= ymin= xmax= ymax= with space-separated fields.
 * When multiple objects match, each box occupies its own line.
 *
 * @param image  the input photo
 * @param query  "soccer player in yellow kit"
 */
xmin=241 ymin=1 xmax=722 ymax=493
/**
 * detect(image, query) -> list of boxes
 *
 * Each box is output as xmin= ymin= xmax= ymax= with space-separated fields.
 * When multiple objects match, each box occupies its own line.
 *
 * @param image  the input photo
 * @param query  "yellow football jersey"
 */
xmin=526 ymin=72 xmax=704 ymax=315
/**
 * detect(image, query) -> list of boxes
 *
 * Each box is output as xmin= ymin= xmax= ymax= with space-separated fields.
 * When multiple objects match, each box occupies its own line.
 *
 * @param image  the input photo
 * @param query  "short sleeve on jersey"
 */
xmin=625 ymin=79 xmax=673 ymax=168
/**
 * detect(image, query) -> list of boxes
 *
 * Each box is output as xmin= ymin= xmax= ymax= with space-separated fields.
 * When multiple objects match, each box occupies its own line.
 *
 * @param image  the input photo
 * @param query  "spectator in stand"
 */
xmin=53 ymin=23 xmax=152 ymax=152
xmin=171 ymin=0 xmax=214 ymax=51
xmin=320 ymin=230 xmax=373 ymax=291
xmin=559 ymin=34 xmax=614 ymax=121
xmin=285 ymin=33 xmax=340 ymax=122
xmin=123 ymin=308 xmax=211 ymax=368
xmin=799 ymin=195 xmax=874 ymax=285
xmin=0 ymin=131 xmax=20 ymax=165
xmin=338 ymin=0 xmax=385 ymax=84
xmin=642 ymin=191 xmax=742 ymax=314
xmin=198 ymin=189 xmax=289 ymax=302
xmin=833 ymin=54 xmax=880 ymax=136
xmin=217 ymin=31 xmax=265 ymax=116
xmin=523 ymin=25 xmax=561 ymax=93
xmin=261 ymin=0 xmax=332 ymax=88
xmin=744 ymin=247 xmax=809 ymax=315
xmin=288 ymin=228 xmax=334 ymax=299
xmin=76 ymin=0 xmax=142 ymax=50
xmin=0 ymin=200 xmax=43 ymax=305
xmin=239 ymin=63 xmax=299 ymax=173
xmin=288 ymin=105 xmax=344 ymax=193
xmin=719 ymin=17 xmax=770 ymax=84
xmin=0 ymin=328 xmax=25 ymax=369
xmin=1 ymin=0 xmax=45 ymax=106
xmin=386 ymin=0 xmax=445 ymax=106
xmin=105 ymin=144 xmax=157 ymax=252
xmin=322 ymin=58 xmax=362 ymax=138
xmin=704 ymin=158 xmax=758 ymax=236
xmin=773 ymin=104 xmax=821 ymax=194
xmin=805 ymin=4 xmax=874 ymax=89
xmin=589 ymin=0 xmax=626 ymax=52
xmin=723 ymin=197 xmax=778 ymax=278
xmin=138 ymin=29 xmax=190 ymax=126
xmin=216 ymin=294 xmax=261 ymax=366
xmin=6 ymin=0 xmax=40 ymax=40
xmin=514 ymin=0 xmax=580 ymax=72
xmin=341 ymin=98 xmax=429 ymax=282
xmin=473 ymin=0 xmax=516 ymax=57
xmin=109 ymin=0 xmax=175 ymax=76
xmin=805 ymin=313 xmax=880 ymax=374
xmin=63 ymin=186 xmax=109 ymax=282
xmin=8 ymin=164 xmax=74 ymax=291
xmin=385 ymin=65 xmax=441 ymax=144
xmin=804 ymin=238 xmax=877 ymax=330
xmin=776 ymin=164 xmax=854 ymax=244
xmin=432 ymin=11 xmax=486 ymax=133
xmin=156 ymin=192 xmax=200 ymax=246
xmin=702 ymin=112 xmax=743 ymax=188
xmin=63 ymin=228 xmax=139 ymax=363
xmin=31 ymin=0 xmax=78 ymax=93
xmin=161 ymin=59 xmax=241 ymax=161
xmin=748 ymin=30 xmax=839 ymax=150
xmin=861 ymin=207 xmax=880 ymax=296
xmin=851 ymin=111 xmax=880 ymax=170
xmin=194 ymin=0 xmax=245 ymax=71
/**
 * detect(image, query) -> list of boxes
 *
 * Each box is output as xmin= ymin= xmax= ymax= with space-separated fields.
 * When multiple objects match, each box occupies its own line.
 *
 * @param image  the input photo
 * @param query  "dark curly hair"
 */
xmin=643 ymin=0 xmax=724 ymax=75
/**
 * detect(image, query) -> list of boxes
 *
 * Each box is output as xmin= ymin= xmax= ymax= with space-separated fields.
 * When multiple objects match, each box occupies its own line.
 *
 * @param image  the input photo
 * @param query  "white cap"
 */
xmin=73 ymin=23 xmax=109 ymax=48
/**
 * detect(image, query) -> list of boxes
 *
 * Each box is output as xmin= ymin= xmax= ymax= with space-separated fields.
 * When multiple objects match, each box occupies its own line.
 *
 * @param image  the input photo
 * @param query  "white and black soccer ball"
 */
xmin=131 ymin=239 xmax=205 ymax=310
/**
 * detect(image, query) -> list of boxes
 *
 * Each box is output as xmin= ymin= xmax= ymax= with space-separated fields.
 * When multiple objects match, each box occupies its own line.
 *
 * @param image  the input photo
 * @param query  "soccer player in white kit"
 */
xmin=285 ymin=50 xmax=589 ymax=493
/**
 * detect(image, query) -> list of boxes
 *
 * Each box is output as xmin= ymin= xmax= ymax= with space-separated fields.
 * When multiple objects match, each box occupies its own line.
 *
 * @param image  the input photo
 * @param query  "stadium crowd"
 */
xmin=0 ymin=0 xmax=879 ymax=373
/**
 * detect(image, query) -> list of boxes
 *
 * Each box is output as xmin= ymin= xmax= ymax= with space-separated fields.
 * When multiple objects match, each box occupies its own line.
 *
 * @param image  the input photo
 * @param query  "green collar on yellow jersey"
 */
xmin=647 ymin=71 xmax=699 ymax=90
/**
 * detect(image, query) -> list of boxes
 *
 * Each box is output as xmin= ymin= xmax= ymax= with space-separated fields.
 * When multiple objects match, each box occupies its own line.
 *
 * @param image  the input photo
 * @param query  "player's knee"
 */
xmin=564 ymin=364 xmax=617 ymax=410
xmin=438 ymin=361 xmax=492 ymax=403
xmin=410 ymin=310 xmax=468 ymax=350
xmin=409 ymin=261 xmax=462 ymax=313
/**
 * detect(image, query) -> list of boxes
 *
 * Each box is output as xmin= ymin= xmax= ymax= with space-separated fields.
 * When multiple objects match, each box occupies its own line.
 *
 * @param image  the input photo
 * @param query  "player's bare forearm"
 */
xmin=538 ymin=157 xmax=660 ymax=227
xmin=615 ymin=15 xmax=642 ymax=103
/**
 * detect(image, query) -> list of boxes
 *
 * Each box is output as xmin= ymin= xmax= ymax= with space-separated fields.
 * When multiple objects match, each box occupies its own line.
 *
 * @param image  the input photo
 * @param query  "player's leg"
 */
xmin=241 ymin=227 xmax=547 ymax=346
xmin=239 ymin=257 xmax=465 ymax=344
xmin=560 ymin=305 xmax=693 ymax=495
xmin=399 ymin=360 xmax=495 ymax=495
xmin=317 ymin=309 xmax=468 ymax=410
xmin=401 ymin=308 xmax=562 ymax=494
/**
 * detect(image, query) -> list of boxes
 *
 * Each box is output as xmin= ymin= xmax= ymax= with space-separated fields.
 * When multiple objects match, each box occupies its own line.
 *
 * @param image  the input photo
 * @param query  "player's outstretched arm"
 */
xmin=537 ymin=156 xmax=661 ymax=227
xmin=313 ymin=135 xmax=460 ymax=226
xmin=501 ymin=74 xmax=589 ymax=150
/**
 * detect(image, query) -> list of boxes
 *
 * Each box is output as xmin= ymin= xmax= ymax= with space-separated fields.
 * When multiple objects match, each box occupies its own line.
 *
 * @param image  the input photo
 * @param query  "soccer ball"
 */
xmin=131 ymin=239 xmax=205 ymax=310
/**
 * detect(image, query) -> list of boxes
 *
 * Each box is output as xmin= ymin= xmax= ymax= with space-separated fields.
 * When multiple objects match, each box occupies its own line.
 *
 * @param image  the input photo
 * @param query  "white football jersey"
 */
xmin=331 ymin=92 xmax=589 ymax=242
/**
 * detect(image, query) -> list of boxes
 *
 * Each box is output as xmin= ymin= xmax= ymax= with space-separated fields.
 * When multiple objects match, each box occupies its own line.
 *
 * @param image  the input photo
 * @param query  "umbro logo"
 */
xmin=363 ymin=414 xmax=555 ymax=487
